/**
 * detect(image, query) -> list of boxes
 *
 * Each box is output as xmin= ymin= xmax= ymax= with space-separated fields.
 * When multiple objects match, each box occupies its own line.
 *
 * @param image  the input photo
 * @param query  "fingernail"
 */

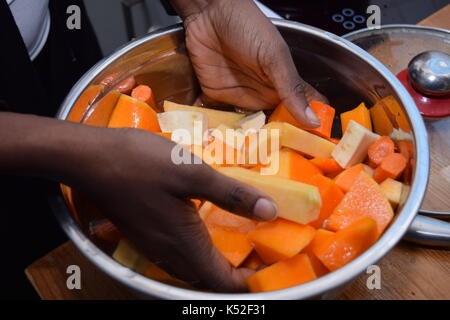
xmin=306 ymin=107 xmax=321 ymax=127
xmin=253 ymin=198 xmax=278 ymax=221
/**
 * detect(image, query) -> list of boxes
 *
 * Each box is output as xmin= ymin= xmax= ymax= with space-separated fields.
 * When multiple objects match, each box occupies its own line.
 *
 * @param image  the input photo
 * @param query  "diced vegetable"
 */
xmin=332 ymin=120 xmax=380 ymax=168
xmin=306 ymin=174 xmax=344 ymax=229
xmin=310 ymin=157 xmax=344 ymax=176
xmin=246 ymin=254 xmax=317 ymax=292
xmin=368 ymin=136 xmax=395 ymax=167
xmin=275 ymin=149 xmax=322 ymax=183
xmin=269 ymin=101 xmax=336 ymax=138
xmin=242 ymin=251 xmax=264 ymax=270
xmin=373 ymin=153 xmax=407 ymax=183
xmin=163 ymin=100 xmax=244 ymax=128
xmin=234 ymin=111 xmax=266 ymax=132
xmin=218 ymin=167 xmax=321 ymax=224
xmin=209 ymin=228 xmax=254 ymax=267
xmin=369 ymin=101 xmax=395 ymax=136
xmin=264 ymin=122 xmax=336 ymax=158
xmin=157 ymin=110 xmax=207 ymax=145
xmin=248 ymin=218 xmax=316 ymax=264
xmin=109 ymin=94 xmax=160 ymax=132
xmin=302 ymin=229 xmax=335 ymax=277
xmin=333 ymin=163 xmax=373 ymax=193
xmin=379 ymin=178 xmax=404 ymax=209
xmin=340 ymin=102 xmax=372 ymax=134
xmin=315 ymin=218 xmax=378 ymax=271
xmin=326 ymin=172 xmax=394 ymax=237
xmin=131 ymin=85 xmax=156 ymax=108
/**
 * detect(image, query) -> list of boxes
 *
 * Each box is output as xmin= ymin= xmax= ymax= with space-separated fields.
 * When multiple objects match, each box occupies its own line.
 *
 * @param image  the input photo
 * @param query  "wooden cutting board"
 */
xmin=25 ymin=5 xmax=450 ymax=300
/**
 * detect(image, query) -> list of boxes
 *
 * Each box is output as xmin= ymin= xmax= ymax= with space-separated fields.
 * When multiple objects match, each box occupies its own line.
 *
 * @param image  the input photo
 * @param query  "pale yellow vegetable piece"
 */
xmin=332 ymin=120 xmax=380 ymax=168
xmin=263 ymin=122 xmax=336 ymax=158
xmin=163 ymin=100 xmax=244 ymax=128
xmin=217 ymin=166 xmax=321 ymax=224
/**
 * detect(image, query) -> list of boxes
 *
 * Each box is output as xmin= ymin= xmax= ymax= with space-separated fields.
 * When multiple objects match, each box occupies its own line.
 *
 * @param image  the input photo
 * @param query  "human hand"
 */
xmin=66 ymin=127 xmax=277 ymax=292
xmin=170 ymin=0 xmax=327 ymax=127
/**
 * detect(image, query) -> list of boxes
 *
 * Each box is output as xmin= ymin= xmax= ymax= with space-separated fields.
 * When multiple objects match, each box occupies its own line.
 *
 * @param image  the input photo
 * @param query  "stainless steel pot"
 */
xmin=54 ymin=20 xmax=429 ymax=299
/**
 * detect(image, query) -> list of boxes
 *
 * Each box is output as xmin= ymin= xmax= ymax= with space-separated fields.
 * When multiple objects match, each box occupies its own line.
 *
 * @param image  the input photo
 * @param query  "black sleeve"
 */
xmin=160 ymin=0 xmax=177 ymax=16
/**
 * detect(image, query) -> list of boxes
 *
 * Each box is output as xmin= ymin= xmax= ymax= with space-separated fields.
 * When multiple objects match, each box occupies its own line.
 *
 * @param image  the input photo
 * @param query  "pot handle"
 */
xmin=404 ymin=214 xmax=450 ymax=246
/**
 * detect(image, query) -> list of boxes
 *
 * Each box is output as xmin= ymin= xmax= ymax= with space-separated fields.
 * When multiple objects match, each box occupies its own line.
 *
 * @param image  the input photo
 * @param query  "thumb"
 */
xmin=190 ymin=166 xmax=278 ymax=222
xmin=265 ymin=44 xmax=321 ymax=128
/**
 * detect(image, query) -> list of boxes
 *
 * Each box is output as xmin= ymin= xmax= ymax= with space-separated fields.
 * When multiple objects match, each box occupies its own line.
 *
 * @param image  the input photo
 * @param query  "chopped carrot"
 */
xmin=327 ymin=172 xmax=394 ymax=237
xmin=306 ymin=174 xmax=344 ymax=229
xmin=108 ymin=94 xmax=161 ymax=132
xmin=333 ymin=163 xmax=373 ymax=193
xmin=396 ymin=140 xmax=413 ymax=162
xmin=302 ymin=229 xmax=335 ymax=277
xmin=310 ymin=157 xmax=344 ymax=176
xmin=275 ymin=149 xmax=322 ymax=183
xmin=131 ymin=85 xmax=156 ymax=109
xmin=248 ymin=218 xmax=316 ymax=264
xmin=89 ymin=219 xmax=122 ymax=243
xmin=373 ymin=153 xmax=407 ymax=183
xmin=340 ymin=102 xmax=372 ymax=134
xmin=368 ymin=136 xmax=395 ymax=167
xmin=242 ymin=251 xmax=264 ymax=270
xmin=315 ymin=218 xmax=378 ymax=271
xmin=246 ymin=254 xmax=317 ymax=292
xmin=269 ymin=101 xmax=336 ymax=138
xmin=100 ymin=72 xmax=136 ymax=94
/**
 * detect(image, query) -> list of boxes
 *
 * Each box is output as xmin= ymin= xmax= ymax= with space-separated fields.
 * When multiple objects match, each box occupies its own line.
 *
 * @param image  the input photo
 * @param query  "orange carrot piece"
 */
xmin=246 ymin=254 xmax=317 ymax=292
xmin=131 ymin=85 xmax=156 ymax=109
xmin=302 ymin=229 xmax=335 ymax=277
xmin=327 ymin=172 xmax=394 ymax=237
xmin=315 ymin=218 xmax=378 ymax=271
xmin=306 ymin=174 xmax=344 ymax=229
xmin=373 ymin=153 xmax=407 ymax=183
xmin=100 ymin=72 xmax=136 ymax=94
xmin=89 ymin=219 xmax=122 ymax=243
xmin=108 ymin=94 xmax=161 ymax=132
xmin=310 ymin=157 xmax=344 ymax=176
xmin=242 ymin=251 xmax=264 ymax=270
xmin=269 ymin=101 xmax=336 ymax=138
xmin=368 ymin=136 xmax=395 ymax=167
xmin=248 ymin=218 xmax=316 ymax=264
xmin=276 ymin=149 xmax=323 ymax=183
xmin=333 ymin=163 xmax=372 ymax=193
xmin=396 ymin=140 xmax=413 ymax=162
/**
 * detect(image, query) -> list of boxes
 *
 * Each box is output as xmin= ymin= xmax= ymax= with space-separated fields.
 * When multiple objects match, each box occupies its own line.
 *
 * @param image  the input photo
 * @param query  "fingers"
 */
xmin=163 ymin=201 xmax=254 ymax=292
xmin=264 ymin=43 xmax=321 ymax=128
xmin=184 ymin=165 xmax=278 ymax=222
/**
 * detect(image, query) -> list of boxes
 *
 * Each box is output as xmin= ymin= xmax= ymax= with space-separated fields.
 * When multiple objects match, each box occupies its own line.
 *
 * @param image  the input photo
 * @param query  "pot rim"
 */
xmin=55 ymin=19 xmax=429 ymax=300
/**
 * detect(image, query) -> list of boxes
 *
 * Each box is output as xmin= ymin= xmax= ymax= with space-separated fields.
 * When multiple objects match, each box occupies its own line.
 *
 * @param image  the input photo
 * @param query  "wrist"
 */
xmin=0 ymin=113 xmax=107 ymax=187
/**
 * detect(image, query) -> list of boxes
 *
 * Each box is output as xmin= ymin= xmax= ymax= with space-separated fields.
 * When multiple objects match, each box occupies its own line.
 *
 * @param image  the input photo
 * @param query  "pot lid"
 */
xmin=344 ymin=25 xmax=450 ymax=119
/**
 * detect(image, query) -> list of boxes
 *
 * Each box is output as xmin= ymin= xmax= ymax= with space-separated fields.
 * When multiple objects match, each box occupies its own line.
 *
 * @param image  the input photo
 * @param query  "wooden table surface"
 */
xmin=25 ymin=5 xmax=450 ymax=300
